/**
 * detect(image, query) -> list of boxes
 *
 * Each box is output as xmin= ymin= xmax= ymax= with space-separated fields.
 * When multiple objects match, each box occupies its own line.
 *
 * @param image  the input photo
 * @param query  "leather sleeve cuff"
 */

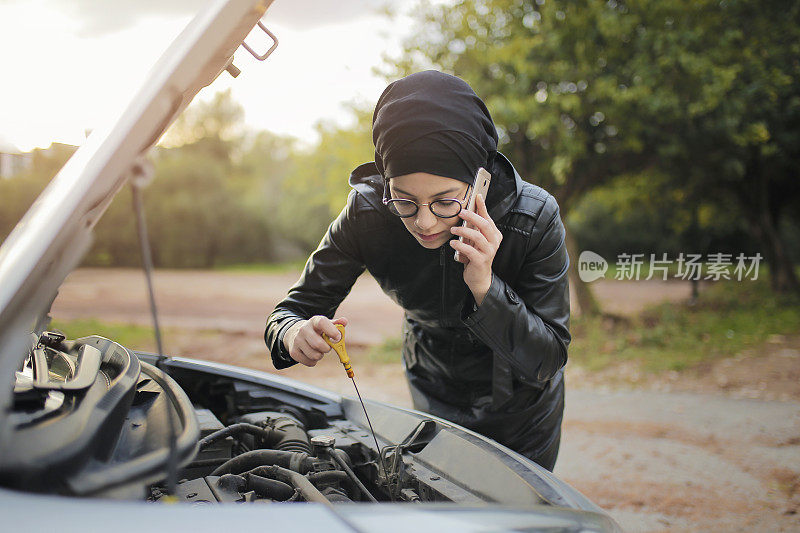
xmin=270 ymin=319 xmax=303 ymax=369
xmin=461 ymin=273 xmax=504 ymax=328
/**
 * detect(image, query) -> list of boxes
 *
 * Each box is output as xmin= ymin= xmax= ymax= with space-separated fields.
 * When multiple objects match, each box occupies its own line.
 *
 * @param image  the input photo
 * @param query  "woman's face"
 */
xmin=389 ymin=172 xmax=470 ymax=250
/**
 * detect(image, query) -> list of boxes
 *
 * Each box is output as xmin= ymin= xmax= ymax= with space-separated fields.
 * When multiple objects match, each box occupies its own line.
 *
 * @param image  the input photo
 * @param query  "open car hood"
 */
xmin=0 ymin=0 xmax=273 ymax=426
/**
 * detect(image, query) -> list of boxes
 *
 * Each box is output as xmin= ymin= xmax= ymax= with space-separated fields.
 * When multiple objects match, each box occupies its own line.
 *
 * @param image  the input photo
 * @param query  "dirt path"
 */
xmin=51 ymin=268 xmax=695 ymax=346
xmin=557 ymin=389 xmax=800 ymax=532
xmin=51 ymin=268 xmax=800 ymax=531
xmin=52 ymin=268 xmax=403 ymax=347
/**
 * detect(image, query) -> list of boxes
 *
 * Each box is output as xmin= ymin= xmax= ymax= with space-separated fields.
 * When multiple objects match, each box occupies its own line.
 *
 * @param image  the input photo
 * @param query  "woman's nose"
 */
xmin=414 ymin=207 xmax=438 ymax=231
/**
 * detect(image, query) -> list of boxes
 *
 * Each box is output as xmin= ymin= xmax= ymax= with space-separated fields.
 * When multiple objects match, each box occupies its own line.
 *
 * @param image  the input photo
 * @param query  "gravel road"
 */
xmin=557 ymin=389 xmax=800 ymax=532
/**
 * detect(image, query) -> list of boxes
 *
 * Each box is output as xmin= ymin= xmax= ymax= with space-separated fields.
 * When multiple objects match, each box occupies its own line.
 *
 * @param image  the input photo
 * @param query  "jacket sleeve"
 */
xmin=462 ymin=194 xmax=571 ymax=384
xmin=265 ymin=190 xmax=366 ymax=369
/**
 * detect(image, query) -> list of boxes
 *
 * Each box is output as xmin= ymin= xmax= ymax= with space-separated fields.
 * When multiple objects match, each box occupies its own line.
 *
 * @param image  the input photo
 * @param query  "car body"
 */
xmin=0 ymin=1 xmax=619 ymax=530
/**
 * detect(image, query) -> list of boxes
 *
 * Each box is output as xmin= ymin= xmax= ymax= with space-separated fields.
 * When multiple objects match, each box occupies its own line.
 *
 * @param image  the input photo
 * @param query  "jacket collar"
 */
xmin=348 ymin=152 xmax=524 ymax=221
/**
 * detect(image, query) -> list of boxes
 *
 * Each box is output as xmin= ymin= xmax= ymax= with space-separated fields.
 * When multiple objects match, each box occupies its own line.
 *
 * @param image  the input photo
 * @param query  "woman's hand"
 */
xmin=449 ymin=194 xmax=502 ymax=306
xmin=283 ymin=315 xmax=348 ymax=367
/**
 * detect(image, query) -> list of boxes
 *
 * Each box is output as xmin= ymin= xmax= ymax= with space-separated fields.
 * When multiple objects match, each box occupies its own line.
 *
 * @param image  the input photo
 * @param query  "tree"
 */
xmin=0 ymin=144 xmax=77 ymax=242
xmin=162 ymin=88 xmax=246 ymax=159
xmin=280 ymin=105 xmax=375 ymax=249
xmin=385 ymin=0 xmax=800 ymax=297
xmin=90 ymin=90 xmax=281 ymax=268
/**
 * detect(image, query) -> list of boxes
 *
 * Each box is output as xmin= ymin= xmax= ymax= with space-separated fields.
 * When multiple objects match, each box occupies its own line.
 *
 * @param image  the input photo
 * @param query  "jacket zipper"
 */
xmin=440 ymin=247 xmax=447 ymax=319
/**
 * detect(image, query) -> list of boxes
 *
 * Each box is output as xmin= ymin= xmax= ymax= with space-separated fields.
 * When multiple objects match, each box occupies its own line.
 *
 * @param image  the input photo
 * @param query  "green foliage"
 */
xmin=162 ymin=89 xmax=246 ymax=152
xmin=0 ymin=144 xmax=76 ymax=242
xmin=366 ymin=336 xmax=404 ymax=364
xmin=568 ymin=172 xmax=759 ymax=259
xmin=1 ymin=91 xmax=299 ymax=268
xmin=386 ymin=0 xmax=800 ymax=291
xmin=87 ymin=125 xmax=282 ymax=268
xmin=280 ymin=105 xmax=375 ymax=249
xmin=569 ymin=278 xmax=800 ymax=372
xmin=4 ymin=2 xmax=799 ymax=279
xmin=0 ymin=89 xmax=375 ymax=267
xmin=50 ymin=319 xmax=159 ymax=351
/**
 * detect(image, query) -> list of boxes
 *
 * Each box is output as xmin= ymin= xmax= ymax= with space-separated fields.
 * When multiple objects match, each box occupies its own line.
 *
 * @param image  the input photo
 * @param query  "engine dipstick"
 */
xmin=323 ymin=324 xmax=392 ymax=499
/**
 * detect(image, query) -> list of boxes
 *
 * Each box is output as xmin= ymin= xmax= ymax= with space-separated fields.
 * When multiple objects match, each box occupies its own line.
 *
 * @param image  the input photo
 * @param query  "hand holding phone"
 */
xmin=454 ymin=167 xmax=492 ymax=261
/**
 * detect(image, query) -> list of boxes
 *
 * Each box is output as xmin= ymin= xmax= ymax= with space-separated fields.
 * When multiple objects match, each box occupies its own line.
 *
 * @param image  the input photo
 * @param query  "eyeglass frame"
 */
xmin=381 ymin=179 xmax=472 ymax=219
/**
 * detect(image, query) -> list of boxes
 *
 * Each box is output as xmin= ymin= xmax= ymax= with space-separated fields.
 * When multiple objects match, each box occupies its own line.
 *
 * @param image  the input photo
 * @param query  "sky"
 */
xmin=0 ymin=0 xmax=436 ymax=152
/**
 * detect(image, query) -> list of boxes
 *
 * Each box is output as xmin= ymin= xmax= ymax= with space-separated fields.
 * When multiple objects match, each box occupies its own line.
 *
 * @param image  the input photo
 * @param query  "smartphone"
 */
xmin=454 ymin=167 xmax=492 ymax=261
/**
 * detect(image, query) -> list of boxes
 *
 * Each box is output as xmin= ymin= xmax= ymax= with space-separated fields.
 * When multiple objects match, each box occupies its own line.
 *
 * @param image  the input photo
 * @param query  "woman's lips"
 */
xmin=416 ymin=231 xmax=445 ymax=242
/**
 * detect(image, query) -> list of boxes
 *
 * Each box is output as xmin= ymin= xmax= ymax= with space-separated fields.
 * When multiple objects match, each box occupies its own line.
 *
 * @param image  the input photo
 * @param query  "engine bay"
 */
xmin=1 ymin=333 xmax=558 ymax=507
xmin=155 ymin=407 xmax=413 ymax=504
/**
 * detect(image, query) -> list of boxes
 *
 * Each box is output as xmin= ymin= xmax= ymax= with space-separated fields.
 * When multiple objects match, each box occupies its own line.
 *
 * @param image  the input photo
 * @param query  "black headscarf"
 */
xmin=372 ymin=71 xmax=498 ymax=186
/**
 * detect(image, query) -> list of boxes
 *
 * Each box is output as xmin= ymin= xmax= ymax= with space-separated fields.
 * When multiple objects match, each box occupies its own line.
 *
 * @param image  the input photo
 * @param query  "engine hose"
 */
xmin=269 ymin=416 xmax=312 ymax=454
xmin=245 ymin=474 xmax=295 ymax=501
xmin=216 ymin=473 xmax=247 ymax=493
xmin=261 ymin=465 xmax=331 ymax=506
xmin=306 ymin=471 xmax=350 ymax=485
xmin=198 ymin=423 xmax=281 ymax=451
xmin=241 ymin=464 xmax=347 ymax=487
xmin=210 ymin=450 xmax=313 ymax=476
xmin=242 ymin=465 xmax=277 ymax=478
xmin=326 ymin=449 xmax=379 ymax=503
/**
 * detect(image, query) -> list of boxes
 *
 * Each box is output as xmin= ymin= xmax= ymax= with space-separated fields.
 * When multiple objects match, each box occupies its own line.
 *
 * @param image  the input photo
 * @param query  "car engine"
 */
xmin=1 ymin=333 xmax=475 ymax=505
xmin=154 ymin=408 xmax=383 ymax=504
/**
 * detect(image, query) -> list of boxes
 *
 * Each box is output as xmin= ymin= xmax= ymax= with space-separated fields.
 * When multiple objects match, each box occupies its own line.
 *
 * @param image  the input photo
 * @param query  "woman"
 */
xmin=265 ymin=71 xmax=570 ymax=471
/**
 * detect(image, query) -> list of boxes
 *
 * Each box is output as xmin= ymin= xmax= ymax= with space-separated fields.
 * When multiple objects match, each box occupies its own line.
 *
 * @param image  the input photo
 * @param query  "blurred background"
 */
xmin=1 ymin=0 xmax=799 ymax=531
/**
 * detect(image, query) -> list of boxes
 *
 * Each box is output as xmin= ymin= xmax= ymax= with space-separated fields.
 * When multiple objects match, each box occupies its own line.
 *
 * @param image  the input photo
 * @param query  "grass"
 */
xmin=363 ymin=279 xmax=799 ymax=374
xmin=570 ymin=279 xmax=800 ymax=372
xmin=365 ymin=336 xmax=404 ymax=364
xmin=49 ymin=319 xmax=160 ymax=350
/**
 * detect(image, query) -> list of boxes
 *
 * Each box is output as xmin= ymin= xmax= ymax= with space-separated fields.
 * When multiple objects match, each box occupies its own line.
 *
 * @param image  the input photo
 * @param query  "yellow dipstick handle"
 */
xmin=323 ymin=324 xmax=353 ymax=378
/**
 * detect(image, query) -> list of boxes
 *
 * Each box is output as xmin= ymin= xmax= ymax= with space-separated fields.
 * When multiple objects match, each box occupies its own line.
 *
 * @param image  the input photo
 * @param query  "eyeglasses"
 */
xmin=382 ymin=183 xmax=472 ymax=219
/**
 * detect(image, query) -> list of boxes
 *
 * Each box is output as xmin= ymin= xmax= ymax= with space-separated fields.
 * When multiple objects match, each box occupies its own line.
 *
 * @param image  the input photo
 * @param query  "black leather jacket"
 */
xmin=265 ymin=153 xmax=570 ymax=468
